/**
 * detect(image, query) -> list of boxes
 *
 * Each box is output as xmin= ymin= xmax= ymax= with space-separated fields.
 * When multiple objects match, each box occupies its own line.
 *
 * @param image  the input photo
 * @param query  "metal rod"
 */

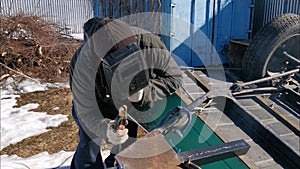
xmin=232 ymin=87 xmax=279 ymax=96
xmin=127 ymin=113 xmax=149 ymax=134
xmin=177 ymin=139 xmax=250 ymax=162
xmin=239 ymin=68 xmax=300 ymax=88
xmin=283 ymin=51 xmax=300 ymax=64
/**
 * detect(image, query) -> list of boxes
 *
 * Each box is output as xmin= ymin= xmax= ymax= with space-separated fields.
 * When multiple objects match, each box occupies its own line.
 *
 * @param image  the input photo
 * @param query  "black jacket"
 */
xmin=69 ymin=19 xmax=182 ymax=138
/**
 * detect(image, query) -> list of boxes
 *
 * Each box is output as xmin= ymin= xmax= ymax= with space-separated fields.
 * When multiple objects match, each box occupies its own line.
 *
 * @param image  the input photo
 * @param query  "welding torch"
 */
xmin=112 ymin=105 xmax=129 ymax=132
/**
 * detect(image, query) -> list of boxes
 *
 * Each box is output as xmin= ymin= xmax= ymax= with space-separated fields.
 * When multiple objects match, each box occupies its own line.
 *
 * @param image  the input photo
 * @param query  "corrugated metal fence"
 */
xmin=253 ymin=0 xmax=300 ymax=34
xmin=93 ymin=0 xmax=163 ymax=34
xmin=95 ymin=0 xmax=162 ymax=18
xmin=263 ymin=0 xmax=300 ymax=25
xmin=0 ymin=0 xmax=93 ymax=33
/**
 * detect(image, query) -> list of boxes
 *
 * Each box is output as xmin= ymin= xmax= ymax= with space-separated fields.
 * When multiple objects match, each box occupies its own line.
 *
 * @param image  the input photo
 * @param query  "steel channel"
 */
xmin=255 ymin=95 xmax=300 ymax=136
xmin=185 ymin=69 xmax=211 ymax=92
xmin=224 ymin=98 xmax=300 ymax=168
xmin=127 ymin=113 xmax=149 ymax=134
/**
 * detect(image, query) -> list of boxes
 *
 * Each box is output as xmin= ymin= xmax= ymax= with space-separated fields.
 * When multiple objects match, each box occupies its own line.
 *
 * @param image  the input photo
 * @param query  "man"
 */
xmin=69 ymin=17 xmax=182 ymax=169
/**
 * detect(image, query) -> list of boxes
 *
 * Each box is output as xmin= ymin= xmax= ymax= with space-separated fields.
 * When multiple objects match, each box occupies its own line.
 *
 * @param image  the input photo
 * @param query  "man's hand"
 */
xmin=107 ymin=121 xmax=129 ymax=145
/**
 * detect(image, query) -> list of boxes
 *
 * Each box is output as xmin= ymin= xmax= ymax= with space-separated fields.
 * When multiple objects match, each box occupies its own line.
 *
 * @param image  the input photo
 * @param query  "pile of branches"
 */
xmin=0 ymin=13 xmax=81 ymax=83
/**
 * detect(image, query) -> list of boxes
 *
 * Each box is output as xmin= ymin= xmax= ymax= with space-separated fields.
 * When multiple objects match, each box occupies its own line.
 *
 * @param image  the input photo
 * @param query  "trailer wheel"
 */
xmin=242 ymin=13 xmax=300 ymax=81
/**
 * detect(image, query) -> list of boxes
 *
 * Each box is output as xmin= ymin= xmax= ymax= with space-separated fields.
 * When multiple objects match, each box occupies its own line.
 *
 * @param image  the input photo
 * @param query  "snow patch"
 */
xmin=0 ymin=76 xmax=111 ymax=168
xmin=0 ymin=93 xmax=68 ymax=150
xmin=1 ymin=77 xmax=68 ymax=150
xmin=0 ymin=150 xmax=110 ymax=169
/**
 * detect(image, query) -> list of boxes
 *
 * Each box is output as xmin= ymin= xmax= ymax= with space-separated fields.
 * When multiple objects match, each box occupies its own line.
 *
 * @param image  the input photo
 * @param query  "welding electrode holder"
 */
xmin=112 ymin=105 xmax=129 ymax=132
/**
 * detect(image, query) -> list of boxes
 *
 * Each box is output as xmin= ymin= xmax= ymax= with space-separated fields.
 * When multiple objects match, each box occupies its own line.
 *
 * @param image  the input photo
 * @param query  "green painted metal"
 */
xmin=135 ymin=94 xmax=249 ymax=168
xmin=167 ymin=114 xmax=248 ymax=169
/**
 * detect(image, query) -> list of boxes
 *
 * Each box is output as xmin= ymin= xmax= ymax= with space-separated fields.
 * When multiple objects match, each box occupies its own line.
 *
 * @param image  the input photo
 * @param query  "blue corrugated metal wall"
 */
xmin=93 ymin=0 xmax=252 ymax=66
xmin=167 ymin=0 xmax=252 ymax=66
xmin=0 ymin=0 xmax=93 ymax=33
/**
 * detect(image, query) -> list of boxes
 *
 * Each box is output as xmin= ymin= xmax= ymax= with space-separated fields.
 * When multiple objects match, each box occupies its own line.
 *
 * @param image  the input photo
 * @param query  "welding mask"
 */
xmin=102 ymin=43 xmax=149 ymax=101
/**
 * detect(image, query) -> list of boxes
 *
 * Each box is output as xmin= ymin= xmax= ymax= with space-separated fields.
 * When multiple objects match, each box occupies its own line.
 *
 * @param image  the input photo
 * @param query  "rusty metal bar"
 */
xmin=236 ymin=68 xmax=300 ymax=89
xmin=232 ymin=87 xmax=279 ymax=96
xmin=177 ymin=139 xmax=250 ymax=163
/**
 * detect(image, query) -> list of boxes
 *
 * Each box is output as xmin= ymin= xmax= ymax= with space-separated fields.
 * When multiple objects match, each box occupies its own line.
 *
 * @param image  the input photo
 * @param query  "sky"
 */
xmin=0 ymin=76 xmax=109 ymax=169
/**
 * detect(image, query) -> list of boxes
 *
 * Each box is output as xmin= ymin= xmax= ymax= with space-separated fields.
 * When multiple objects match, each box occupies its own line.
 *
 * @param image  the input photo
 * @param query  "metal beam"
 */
xmin=177 ymin=139 xmax=250 ymax=162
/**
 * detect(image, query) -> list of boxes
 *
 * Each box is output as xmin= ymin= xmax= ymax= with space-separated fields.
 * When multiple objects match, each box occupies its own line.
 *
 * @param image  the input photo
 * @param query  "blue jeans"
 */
xmin=70 ymin=104 xmax=138 ymax=169
xmin=70 ymin=105 xmax=105 ymax=169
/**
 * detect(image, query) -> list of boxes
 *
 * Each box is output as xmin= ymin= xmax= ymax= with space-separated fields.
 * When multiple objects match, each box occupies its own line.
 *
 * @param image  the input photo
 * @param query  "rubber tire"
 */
xmin=242 ymin=13 xmax=300 ymax=81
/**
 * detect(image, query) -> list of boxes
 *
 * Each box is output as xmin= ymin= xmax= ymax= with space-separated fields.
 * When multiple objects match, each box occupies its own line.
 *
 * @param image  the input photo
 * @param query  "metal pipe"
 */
xmin=232 ymin=87 xmax=279 ymax=96
xmin=127 ymin=113 xmax=149 ymax=134
xmin=283 ymin=51 xmax=300 ymax=64
xmin=239 ymin=68 xmax=300 ymax=88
